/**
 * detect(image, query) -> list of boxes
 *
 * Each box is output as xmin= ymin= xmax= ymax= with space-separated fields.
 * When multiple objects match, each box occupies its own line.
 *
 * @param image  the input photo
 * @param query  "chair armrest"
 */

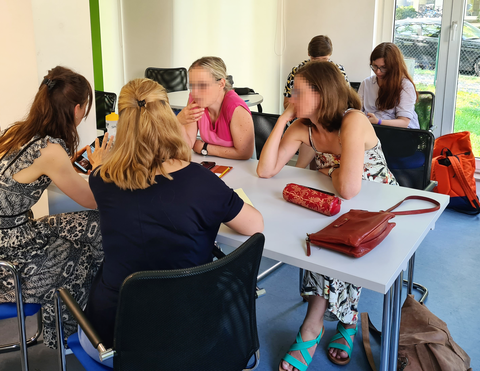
xmin=56 ymin=288 xmax=112 ymax=360
xmin=424 ymin=180 xmax=438 ymax=192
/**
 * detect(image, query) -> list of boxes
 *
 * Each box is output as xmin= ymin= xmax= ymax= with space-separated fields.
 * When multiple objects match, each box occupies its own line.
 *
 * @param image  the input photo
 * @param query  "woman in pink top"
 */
xmin=177 ymin=57 xmax=254 ymax=160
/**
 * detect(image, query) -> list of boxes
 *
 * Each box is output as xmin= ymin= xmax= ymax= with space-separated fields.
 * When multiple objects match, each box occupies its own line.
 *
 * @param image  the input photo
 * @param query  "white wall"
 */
xmin=282 ymin=0 xmax=377 ymax=88
xmin=100 ymin=0 xmax=125 ymax=100
xmin=118 ymin=0 xmax=393 ymax=115
xmin=121 ymin=0 xmax=174 ymax=83
xmin=0 ymin=0 xmax=39 ymax=130
xmin=0 ymin=0 xmax=49 ymax=217
xmin=171 ymin=0 xmax=279 ymax=113
xmin=31 ymin=1 xmax=96 ymax=149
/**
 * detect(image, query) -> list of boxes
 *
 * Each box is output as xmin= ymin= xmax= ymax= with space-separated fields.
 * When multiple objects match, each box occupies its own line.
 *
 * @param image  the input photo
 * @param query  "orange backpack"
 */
xmin=431 ymin=131 xmax=480 ymax=214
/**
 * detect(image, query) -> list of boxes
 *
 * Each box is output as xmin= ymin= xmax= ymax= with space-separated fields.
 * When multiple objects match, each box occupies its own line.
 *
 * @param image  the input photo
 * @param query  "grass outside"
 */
xmin=414 ymin=69 xmax=480 ymax=157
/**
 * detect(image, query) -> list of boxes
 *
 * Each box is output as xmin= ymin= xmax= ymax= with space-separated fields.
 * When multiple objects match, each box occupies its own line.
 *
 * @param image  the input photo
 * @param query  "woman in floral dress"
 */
xmin=0 ymin=66 xmax=111 ymax=348
xmin=257 ymin=61 xmax=397 ymax=371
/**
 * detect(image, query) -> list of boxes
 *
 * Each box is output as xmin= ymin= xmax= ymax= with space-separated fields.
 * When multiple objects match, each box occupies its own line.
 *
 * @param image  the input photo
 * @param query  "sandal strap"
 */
xmin=328 ymin=323 xmax=357 ymax=358
xmin=282 ymin=327 xmax=324 ymax=371
xmin=283 ymin=353 xmax=309 ymax=371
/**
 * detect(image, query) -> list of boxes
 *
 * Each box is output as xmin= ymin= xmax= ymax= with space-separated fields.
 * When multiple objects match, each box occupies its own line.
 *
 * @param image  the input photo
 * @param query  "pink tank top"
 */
xmin=190 ymin=90 xmax=250 ymax=147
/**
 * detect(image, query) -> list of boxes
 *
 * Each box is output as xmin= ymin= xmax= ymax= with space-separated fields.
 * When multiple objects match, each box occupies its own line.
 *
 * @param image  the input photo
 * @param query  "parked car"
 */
xmin=394 ymin=18 xmax=480 ymax=75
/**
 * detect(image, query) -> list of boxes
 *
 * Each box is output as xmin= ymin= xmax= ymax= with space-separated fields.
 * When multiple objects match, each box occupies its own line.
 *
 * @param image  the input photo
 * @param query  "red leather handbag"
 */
xmin=306 ymin=196 xmax=440 ymax=258
xmin=282 ymin=183 xmax=341 ymax=217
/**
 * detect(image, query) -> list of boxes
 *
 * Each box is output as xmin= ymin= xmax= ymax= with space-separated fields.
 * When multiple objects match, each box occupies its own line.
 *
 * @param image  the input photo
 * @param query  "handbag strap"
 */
xmin=384 ymin=195 xmax=440 ymax=216
xmin=361 ymin=312 xmax=380 ymax=371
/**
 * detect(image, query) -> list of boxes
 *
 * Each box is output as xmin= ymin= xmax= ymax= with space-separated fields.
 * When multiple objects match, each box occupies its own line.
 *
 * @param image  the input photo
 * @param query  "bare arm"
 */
xmin=321 ymin=112 xmax=374 ymax=199
xmin=256 ymin=104 xmax=306 ymax=178
xmin=366 ymin=113 xmax=410 ymax=128
xmin=193 ymin=106 xmax=254 ymax=160
xmin=38 ymin=143 xmax=98 ymax=208
xmin=224 ymin=203 xmax=264 ymax=235
xmin=295 ymin=143 xmax=315 ymax=169
xmin=283 ymin=96 xmax=290 ymax=110
xmin=176 ymin=101 xmax=205 ymax=148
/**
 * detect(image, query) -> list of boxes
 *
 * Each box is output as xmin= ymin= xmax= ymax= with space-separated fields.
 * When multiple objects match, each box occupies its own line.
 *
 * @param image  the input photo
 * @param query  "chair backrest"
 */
xmin=373 ymin=125 xmax=435 ymax=190
xmin=145 ymin=67 xmax=188 ymax=93
xmin=350 ymin=82 xmax=361 ymax=92
xmin=113 ymin=233 xmax=265 ymax=371
xmin=251 ymin=112 xmax=281 ymax=160
xmin=95 ymin=90 xmax=117 ymax=131
xmin=415 ymin=91 xmax=435 ymax=130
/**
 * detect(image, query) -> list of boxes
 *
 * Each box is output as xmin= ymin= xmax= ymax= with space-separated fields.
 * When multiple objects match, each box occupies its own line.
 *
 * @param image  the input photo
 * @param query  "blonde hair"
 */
xmin=98 ymin=78 xmax=191 ymax=190
xmin=189 ymin=56 xmax=232 ymax=91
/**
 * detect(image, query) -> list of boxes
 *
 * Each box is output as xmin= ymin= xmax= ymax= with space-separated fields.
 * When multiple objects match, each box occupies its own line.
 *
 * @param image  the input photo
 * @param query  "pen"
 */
xmin=219 ymin=167 xmax=230 ymax=178
xmin=300 ymin=185 xmax=335 ymax=196
xmin=244 ymin=100 xmax=249 ymax=102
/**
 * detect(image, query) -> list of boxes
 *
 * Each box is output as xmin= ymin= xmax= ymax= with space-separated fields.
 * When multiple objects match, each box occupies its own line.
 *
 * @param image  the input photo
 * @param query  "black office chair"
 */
xmin=251 ymin=112 xmax=282 ymax=160
xmin=0 ymin=261 xmax=43 ymax=371
xmin=145 ymin=67 xmax=188 ymax=93
xmin=373 ymin=125 xmax=436 ymax=302
xmin=350 ymin=82 xmax=361 ymax=92
xmin=415 ymin=91 xmax=435 ymax=131
xmin=55 ymin=233 xmax=265 ymax=371
xmin=94 ymin=90 xmax=117 ymax=132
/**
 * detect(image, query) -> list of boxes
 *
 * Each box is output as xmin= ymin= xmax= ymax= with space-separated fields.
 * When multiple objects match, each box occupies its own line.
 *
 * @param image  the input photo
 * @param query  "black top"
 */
xmin=86 ymin=162 xmax=244 ymax=347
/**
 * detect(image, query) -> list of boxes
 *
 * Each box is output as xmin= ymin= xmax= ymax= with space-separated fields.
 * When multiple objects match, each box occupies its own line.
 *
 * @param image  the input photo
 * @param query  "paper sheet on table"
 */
xmin=234 ymin=188 xmax=253 ymax=207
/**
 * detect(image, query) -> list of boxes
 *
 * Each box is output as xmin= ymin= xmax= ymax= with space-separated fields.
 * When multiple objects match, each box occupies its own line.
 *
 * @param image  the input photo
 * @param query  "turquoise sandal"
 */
xmin=279 ymin=326 xmax=324 ymax=371
xmin=327 ymin=322 xmax=358 ymax=365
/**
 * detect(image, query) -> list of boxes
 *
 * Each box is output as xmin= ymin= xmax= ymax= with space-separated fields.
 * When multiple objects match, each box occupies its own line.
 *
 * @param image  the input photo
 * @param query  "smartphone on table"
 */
xmin=200 ymin=161 xmax=216 ymax=170
xmin=73 ymin=136 xmax=103 ymax=173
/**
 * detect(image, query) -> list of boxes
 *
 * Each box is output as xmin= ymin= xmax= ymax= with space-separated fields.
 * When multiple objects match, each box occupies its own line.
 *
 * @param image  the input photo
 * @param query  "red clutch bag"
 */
xmin=282 ymin=183 xmax=341 ymax=217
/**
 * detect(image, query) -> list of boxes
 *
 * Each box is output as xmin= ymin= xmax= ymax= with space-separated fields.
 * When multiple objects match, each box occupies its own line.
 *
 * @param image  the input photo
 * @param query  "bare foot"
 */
xmin=328 ymin=322 xmax=357 ymax=362
xmin=279 ymin=324 xmax=324 ymax=371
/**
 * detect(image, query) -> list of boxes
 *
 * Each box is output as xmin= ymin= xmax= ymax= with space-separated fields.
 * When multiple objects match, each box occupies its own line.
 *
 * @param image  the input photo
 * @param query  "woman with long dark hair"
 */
xmin=359 ymin=42 xmax=419 ymax=129
xmin=0 ymin=66 xmax=111 ymax=348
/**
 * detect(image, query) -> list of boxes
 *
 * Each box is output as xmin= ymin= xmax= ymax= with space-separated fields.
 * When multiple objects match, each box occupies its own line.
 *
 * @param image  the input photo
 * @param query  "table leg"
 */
xmin=407 ymin=253 xmax=415 ymax=295
xmin=389 ymin=272 xmax=403 ymax=371
xmin=380 ymin=288 xmax=392 ymax=371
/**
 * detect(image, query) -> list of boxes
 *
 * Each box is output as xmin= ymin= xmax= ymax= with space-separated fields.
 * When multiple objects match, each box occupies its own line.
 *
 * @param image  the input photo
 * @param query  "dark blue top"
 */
xmin=86 ymin=162 xmax=244 ymax=347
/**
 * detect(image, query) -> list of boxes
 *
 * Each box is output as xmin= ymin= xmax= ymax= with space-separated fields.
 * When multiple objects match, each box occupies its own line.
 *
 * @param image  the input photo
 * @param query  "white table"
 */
xmin=191 ymin=153 xmax=449 ymax=371
xmin=167 ymin=90 xmax=264 ymax=110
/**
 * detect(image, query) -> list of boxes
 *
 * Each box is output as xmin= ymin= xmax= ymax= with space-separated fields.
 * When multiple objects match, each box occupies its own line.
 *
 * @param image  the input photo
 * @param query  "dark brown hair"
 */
xmin=0 ymin=66 xmax=92 ymax=158
xmin=296 ymin=61 xmax=361 ymax=132
xmin=308 ymin=35 xmax=333 ymax=58
xmin=370 ymin=42 xmax=417 ymax=110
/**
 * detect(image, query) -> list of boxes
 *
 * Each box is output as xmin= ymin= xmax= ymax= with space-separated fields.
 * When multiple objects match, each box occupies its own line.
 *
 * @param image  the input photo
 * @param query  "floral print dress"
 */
xmin=0 ymin=134 xmax=103 ymax=348
xmin=303 ymin=114 xmax=397 ymax=325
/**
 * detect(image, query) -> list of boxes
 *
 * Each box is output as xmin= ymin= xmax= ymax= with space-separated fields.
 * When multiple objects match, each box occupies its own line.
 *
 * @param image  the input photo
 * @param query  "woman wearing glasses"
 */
xmin=177 ymin=56 xmax=254 ymax=160
xmin=359 ymin=42 xmax=419 ymax=129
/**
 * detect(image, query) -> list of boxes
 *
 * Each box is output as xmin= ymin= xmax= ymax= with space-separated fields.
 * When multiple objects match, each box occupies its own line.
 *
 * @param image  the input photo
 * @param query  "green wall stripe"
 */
xmin=90 ymin=0 xmax=103 ymax=91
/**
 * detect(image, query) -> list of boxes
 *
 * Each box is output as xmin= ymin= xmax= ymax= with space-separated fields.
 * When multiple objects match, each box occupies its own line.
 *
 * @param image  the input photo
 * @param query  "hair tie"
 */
xmin=43 ymin=78 xmax=56 ymax=91
xmin=137 ymin=99 xmax=146 ymax=108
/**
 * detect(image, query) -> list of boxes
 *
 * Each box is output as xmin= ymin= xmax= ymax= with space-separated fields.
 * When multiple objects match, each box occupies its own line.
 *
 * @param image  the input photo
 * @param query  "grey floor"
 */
xmin=1 ymin=207 xmax=478 ymax=371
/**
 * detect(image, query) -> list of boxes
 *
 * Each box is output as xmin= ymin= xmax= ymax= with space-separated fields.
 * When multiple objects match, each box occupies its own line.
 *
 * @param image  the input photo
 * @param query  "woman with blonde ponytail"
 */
xmin=83 ymin=78 xmax=263 ymax=366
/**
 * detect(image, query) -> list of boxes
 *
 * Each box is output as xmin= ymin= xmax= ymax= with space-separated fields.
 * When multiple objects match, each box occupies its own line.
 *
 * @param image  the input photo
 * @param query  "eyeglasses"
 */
xmin=188 ymin=79 xmax=221 ymax=91
xmin=370 ymin=65 xmax=387 ymax=73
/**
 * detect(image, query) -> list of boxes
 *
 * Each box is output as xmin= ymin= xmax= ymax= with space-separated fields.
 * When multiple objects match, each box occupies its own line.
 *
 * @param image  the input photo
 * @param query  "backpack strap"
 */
xmin=384 ymin=195 xmax=440 ymax=215
xmin=448 ymin=155 xmax=480 ymax=212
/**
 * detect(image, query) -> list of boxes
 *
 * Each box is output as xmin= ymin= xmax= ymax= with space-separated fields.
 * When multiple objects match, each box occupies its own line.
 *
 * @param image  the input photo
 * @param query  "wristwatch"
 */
xmin=201 ymin=142 xmax=208 ymax=156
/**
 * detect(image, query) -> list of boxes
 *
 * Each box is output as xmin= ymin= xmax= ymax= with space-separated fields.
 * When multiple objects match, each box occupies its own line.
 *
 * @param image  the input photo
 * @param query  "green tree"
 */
xmin=396 ymin=6 xmax=418 ymax=20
